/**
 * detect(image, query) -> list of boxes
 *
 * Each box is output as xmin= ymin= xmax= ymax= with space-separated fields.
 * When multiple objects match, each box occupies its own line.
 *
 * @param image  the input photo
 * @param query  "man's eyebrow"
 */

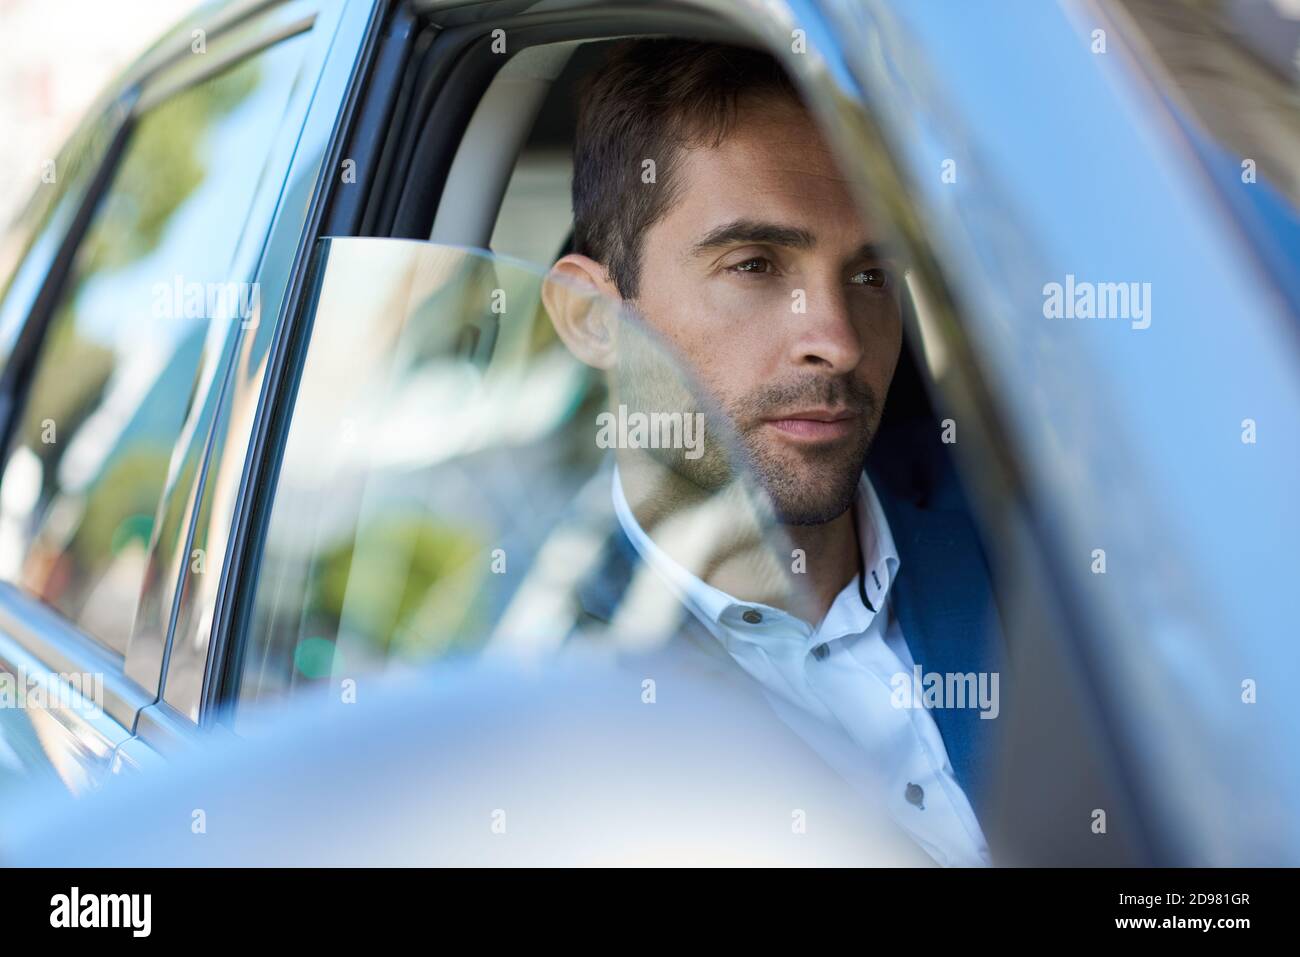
xmin=848 ymin=242 xmax=894 ymax=264
xmin=688 ymin=221 xmax=894 ymax=265
xmin=689 ymin=219 xmax=817 ymax=255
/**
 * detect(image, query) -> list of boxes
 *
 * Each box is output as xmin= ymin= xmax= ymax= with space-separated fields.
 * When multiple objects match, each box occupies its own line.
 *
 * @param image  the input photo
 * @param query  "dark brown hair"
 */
xmin=571 ymin=39 xmax=799 ymax=299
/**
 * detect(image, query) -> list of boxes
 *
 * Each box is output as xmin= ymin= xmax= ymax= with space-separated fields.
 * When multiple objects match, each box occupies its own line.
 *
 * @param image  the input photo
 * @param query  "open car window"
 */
xmin=233 ymin=240 xmax=822 ymax=717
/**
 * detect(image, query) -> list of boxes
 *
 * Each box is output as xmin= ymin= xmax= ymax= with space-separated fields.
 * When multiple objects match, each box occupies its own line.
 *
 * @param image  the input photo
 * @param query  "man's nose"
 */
xmin=787 ymin=283 xmax=864 ymax=374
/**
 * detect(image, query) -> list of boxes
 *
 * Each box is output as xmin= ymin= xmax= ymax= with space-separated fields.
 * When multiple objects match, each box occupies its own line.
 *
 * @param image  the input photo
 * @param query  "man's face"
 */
xmin=624 ymin=96 xmax=903 ymax=525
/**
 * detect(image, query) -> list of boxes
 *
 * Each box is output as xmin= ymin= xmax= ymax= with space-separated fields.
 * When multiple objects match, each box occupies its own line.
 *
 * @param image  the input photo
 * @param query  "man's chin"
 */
xmin=745 ymin=444 xmax=868 ymax=527
xmin=769 ymin=492 xmax=859 ymax=527
xmin=759 ymin=467 xmax=863 ymax=526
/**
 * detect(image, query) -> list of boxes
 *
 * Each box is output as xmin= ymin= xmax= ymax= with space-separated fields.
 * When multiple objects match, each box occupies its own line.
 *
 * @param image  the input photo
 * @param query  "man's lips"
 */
xmin=761 ymin=409 xmax=861 ymax=441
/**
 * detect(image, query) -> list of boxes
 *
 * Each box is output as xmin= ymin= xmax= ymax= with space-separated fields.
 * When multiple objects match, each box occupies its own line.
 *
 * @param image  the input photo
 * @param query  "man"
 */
xmin=543 ymin=40 xmax=1004 ymax=866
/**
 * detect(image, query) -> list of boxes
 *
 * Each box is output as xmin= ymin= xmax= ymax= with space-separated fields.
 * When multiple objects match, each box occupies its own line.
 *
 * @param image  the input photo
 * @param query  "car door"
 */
xmin=115 ymin=0 xmax=388 ymax=764
xmin=806 ymin=0 xmax=1300 ymax=864
xmin=108 ymin=0 xmax=1300 ymax=867
xmin=0 ymin=0 xmax=376 ymax=792
xmin=168 ymin=0 xmax=1133 ymax=863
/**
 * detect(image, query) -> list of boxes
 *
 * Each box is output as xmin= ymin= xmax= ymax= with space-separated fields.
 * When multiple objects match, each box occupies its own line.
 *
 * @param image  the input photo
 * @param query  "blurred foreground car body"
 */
xmin=2 ymin=660 xmax=925 ymax=866
xmin=0 ymin=0 xmax=1297 ymax=865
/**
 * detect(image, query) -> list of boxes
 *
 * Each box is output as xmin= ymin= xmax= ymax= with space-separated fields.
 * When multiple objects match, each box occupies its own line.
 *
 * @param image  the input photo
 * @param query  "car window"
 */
xmin=1112 ymin=0 xmax=1300 ymax=212
xmin=487 ymin=47 xmax=588 ymax=265
xmin=490 ymin=148 xmax=573 ymax=264
xmin=0 ymin=34 xmax=310 ymax=659
xmin=1109 ymin=0 xmax=1300 ymax=310
xmin=0 ymin=104 xmax=123 ymax=370
xmin=235 ymin=240 xmax=804 ymax=721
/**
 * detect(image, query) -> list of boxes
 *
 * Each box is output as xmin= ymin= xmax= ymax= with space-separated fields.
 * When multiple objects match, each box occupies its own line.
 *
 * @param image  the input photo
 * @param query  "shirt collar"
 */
xmin=856 ymin=473 xmax=900 ymax=615
xmin=610 ymin=465 xmax=737 ymax=624
xmin=612 ymin=465 xmax=900 ymax=633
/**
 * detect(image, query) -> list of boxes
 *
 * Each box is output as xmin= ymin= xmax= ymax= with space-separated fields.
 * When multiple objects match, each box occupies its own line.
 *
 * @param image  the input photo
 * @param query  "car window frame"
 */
xmin=129 ymin=0 xmax=385 ymax=739
xmin=198 ymin=2 xmax=779 ymax=736
xmin=209 ymin=0 xmax=1160 ymax=868
xmin=0 ymin=1 xmax=333 ymax=765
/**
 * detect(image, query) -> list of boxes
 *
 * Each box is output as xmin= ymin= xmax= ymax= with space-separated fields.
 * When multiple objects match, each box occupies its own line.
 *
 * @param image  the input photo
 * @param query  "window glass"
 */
xmin=0 ymin=105 xmax=122 ymax=367
xmin=0 ymin=35 xmax=310 ymax=656
xmin=1113 ymin=0 xmax=1300 ymax=213
xmin=1112 ymin=0 xmax=1300 ymax=308
xmin=237 ymin=241 xmax=802 ymax=717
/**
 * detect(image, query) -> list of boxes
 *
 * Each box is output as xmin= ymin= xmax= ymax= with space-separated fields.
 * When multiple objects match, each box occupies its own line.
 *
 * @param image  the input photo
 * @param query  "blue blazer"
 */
xmin=866 ymin=424 xmax=1006 ymax=823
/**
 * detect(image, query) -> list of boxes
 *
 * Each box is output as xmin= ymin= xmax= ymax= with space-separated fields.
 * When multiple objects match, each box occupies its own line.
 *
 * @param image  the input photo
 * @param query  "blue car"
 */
xmin=0 ymin=0 xmax=1297 ymax=866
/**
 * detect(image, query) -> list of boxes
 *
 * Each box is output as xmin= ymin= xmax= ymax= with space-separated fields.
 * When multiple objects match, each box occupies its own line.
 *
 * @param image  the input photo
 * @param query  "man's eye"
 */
xmin=850 ymin=267 xmax=892 ymax=288
xmin=729 ymin=257 xmax=773 ymax=275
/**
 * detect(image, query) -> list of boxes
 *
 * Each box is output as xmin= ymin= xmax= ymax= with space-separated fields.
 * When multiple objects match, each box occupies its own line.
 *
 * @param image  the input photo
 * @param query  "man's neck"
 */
xmin=616 ymin=450 xmax=863 ymax=625
xmin=784 ymin=511 xmax=860 ymax=626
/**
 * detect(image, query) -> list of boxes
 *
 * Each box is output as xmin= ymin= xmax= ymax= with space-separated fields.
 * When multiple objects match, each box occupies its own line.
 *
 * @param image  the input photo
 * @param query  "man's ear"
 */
xmin=543 ymin=254 xmax=623 ymax=370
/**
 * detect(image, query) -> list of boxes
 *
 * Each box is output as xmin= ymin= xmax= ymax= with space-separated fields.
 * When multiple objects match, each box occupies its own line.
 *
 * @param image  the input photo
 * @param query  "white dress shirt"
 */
xmin=612 ymin=466 xmax=991 ymax=867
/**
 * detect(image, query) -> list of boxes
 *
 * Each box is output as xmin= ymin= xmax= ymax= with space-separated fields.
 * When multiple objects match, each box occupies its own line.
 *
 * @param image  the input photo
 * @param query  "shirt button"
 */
xmin=905 ymin=782 xmax=925 ymax=809
xmin=811 ymin=643 xmax=829 ymax=661
xmin=742 ymin=609 xmax=763 ymax=625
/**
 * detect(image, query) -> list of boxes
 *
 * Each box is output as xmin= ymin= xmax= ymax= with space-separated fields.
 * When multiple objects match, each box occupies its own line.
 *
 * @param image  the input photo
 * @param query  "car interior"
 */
xmin=230 ymin=23 xmax=951 ymax=686
xmin=0 ymin=0 xmax=1156 ymax=867
xmin=290 ymin=3 xmax=1150 ymax=867
xmin=334 ymin=20 xmax=942 ymax=437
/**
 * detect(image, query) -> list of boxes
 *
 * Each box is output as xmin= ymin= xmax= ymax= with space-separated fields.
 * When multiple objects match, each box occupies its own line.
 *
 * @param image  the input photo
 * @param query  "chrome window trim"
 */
xmin=0 ymin=628 xmax=125 ymax=796
xmin=122 ymin=0 xmax=353 ymax=714
xmin=0 ymin=582 xmax=152 ymax=732
xmin=133 ymin=698 xmax=220 ymax=758
xmin=134 ymin=9 xmax=319 ymax=115
xmin=0 ymin=99 xmax=133 ymax=369
xmin=114 ymin=1 xmax=292 ymax=97
xmin=152 ymin=0 xmax=385 ymax=724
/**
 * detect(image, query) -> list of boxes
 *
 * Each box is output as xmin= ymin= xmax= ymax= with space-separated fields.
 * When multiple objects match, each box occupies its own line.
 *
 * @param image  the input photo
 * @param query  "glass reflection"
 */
xmin=239 ymin=241 xmax=803 ymax=706
xmin=0 ymin=36 xmax=309 ymax=656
